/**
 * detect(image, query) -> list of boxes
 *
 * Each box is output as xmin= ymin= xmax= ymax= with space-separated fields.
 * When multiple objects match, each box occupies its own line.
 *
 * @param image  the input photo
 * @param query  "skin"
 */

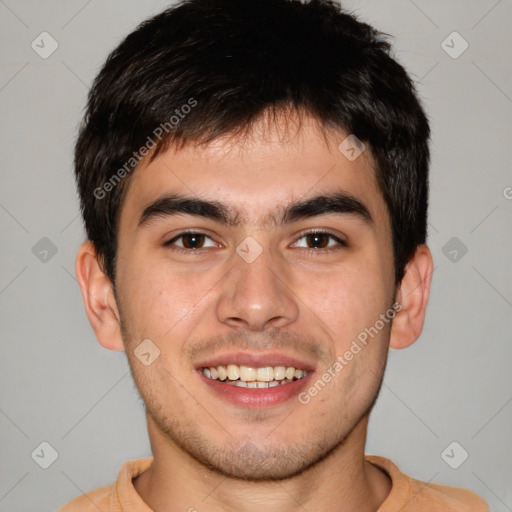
xmin=76 ymin=111 xmax=433 ymax=512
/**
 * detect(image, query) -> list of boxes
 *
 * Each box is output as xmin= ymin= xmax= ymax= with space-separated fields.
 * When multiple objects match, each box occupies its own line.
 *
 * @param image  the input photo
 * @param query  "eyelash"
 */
xmin=163 ymin=230 xmax=348 ymax=256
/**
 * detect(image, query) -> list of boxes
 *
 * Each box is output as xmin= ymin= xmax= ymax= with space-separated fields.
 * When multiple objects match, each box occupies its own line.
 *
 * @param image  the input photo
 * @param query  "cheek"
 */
xmin=121 ymin=261 xmax=223 ymax=344
xmin=299 ymin=260 xmax=389 ymax=343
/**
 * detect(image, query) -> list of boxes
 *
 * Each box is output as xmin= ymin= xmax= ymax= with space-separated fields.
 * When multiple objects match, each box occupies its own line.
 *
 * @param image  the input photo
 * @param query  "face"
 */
xmin=113 ymin=113 xmax=396 ymax=481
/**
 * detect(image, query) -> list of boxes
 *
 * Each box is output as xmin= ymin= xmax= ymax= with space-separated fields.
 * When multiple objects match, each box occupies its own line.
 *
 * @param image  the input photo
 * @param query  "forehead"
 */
xmin=119 ymin=113 xmax=389 ymax=232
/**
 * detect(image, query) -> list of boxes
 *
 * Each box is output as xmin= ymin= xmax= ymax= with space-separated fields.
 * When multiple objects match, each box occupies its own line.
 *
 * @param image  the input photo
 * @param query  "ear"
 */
xmin=389 ymin=244 xmax=434 ymax=349
xmin=75 ymin=241 xmax=125 ymax=352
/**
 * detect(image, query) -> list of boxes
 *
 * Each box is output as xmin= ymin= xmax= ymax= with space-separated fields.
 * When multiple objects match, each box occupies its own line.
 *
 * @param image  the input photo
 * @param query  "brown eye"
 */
xmin=291 ymin=231 xmax=348 ymax=253
xmin=164 ymin=232 xmax=217 ymax=251
xmin=180 ymin=233 xmax=206 ymax=249
xmin=305 ymin=233 xmax=330 ymax=249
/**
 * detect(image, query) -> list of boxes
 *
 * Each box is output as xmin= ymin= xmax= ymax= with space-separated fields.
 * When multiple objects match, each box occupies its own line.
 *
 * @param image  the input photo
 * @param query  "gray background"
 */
xmin=0 ymin=0 xmax=511 ymax=510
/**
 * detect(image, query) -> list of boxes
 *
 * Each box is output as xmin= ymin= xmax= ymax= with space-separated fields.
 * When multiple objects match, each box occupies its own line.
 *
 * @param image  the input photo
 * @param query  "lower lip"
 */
xmin=199 ymin=371 xmax=313 ymax=408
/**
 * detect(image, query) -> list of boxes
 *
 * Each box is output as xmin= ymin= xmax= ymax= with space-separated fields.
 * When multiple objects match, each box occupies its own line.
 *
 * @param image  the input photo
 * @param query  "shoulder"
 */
xmin=408 ymin=478 xmax=489 ymax=511
xmin=56 ymin=457 xmax=154 ymax=512
xmin=56 ymin=483 xmax=115 ymax=512
xmin=365 ymin=455 xmax=489 ymax=512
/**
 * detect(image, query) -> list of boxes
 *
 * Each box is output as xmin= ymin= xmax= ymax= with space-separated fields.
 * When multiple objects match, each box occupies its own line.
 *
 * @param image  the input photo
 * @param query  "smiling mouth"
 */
xmin=201 ymin=364 xmax=309 ymax=388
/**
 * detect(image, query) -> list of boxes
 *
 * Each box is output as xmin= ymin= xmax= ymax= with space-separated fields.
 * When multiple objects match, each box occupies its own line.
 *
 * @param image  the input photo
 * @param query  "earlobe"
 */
xmin=75 ymin=241 xmax=125 ymax=352
xmin=389 ymin=244 xmax=434 ymax=350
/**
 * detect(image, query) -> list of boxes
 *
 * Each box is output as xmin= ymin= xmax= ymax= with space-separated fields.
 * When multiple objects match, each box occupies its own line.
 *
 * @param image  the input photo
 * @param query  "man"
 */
xmin=59 ymin=0 xmax=489 ymax=510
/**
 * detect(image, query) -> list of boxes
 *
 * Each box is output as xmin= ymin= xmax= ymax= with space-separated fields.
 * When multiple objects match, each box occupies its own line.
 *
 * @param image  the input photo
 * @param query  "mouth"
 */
xmin=196 ymin=354 xmax=314 ymax=408
xmin=201 ymin=364 xmax=309 ymax=388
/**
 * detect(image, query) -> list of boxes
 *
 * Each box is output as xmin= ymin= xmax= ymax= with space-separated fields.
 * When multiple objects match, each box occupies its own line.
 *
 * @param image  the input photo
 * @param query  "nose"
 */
xmin=215 ymin=245 xmax=300 ymax=331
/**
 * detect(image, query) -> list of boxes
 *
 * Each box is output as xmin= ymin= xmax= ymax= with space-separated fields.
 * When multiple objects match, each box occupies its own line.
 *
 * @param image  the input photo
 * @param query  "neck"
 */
xmin=133 ymin=413 xmax=391 ymax=512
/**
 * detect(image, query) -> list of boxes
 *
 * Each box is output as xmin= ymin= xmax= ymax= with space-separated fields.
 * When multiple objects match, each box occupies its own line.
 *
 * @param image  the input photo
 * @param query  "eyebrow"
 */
xmin=137 ymin=190 xmax=374 ymax=230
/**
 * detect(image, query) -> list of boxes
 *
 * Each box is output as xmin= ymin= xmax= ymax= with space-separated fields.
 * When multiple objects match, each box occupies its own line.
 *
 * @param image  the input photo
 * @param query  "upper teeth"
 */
xmin=202 ymin=364 xmax=307 ymax=382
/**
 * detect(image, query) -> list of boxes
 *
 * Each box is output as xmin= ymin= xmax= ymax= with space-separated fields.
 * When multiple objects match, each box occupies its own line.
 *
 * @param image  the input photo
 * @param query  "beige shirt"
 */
xmin=58 ymin=455 xmax=489 ymax=511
